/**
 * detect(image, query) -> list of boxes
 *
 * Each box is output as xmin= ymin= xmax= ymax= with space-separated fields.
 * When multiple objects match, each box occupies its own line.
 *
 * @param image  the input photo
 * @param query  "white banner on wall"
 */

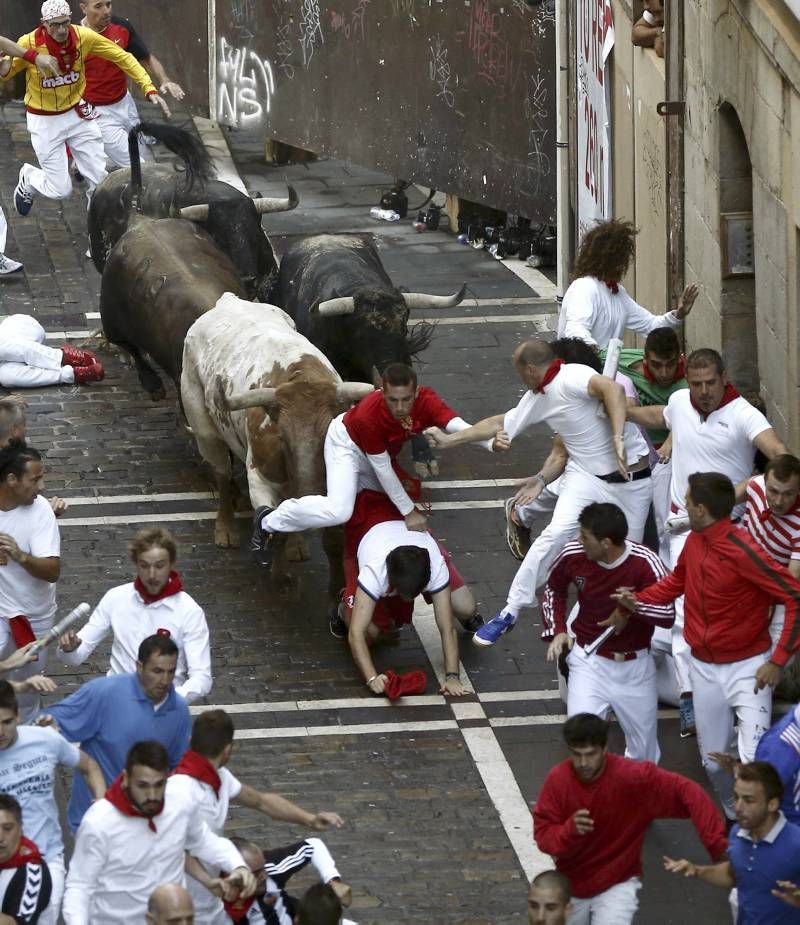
xmin=576 ymin=0 xmax=614 ymax=238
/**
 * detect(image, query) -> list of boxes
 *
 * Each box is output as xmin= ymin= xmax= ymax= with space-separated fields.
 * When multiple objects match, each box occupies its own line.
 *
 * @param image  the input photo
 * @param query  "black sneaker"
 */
xmin=250 ymin=505 xmax=274 ymax=567
xmin=458 ymin=613 xmax=485 ymax=634
xmin=329 ymin=600 xmax=348 ymax=639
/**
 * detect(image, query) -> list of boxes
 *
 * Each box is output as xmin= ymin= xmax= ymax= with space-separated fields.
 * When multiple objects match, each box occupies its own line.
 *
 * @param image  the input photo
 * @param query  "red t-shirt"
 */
xmin=83 ymin=16 xmax=150 ymax=105
xmin=343 ymin=387 xmax=456 ymax=458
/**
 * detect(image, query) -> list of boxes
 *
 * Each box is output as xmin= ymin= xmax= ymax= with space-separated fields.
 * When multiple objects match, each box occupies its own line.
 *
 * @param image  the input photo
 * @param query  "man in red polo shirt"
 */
xmin=79 ymin=0 xmax=184 ymax=168
xmin=251 ymin=363 xmax=485 ymax=568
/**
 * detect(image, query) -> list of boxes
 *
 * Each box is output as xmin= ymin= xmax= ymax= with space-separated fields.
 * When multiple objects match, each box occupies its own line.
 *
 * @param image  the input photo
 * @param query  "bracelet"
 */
xmin=533 ymin=472 xmax=547 ymax=488
xmin=23 ymin=49 xmax=38 ymax=64
xmin=445 ymin=672 xmax=460 ymax=680
xmin=366 ymin=675 xmax=378 ymax=686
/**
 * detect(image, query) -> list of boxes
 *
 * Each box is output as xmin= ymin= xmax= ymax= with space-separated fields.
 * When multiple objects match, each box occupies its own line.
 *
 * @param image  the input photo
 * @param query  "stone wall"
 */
xmin=683 ymin=0 xmax=800 ymax=443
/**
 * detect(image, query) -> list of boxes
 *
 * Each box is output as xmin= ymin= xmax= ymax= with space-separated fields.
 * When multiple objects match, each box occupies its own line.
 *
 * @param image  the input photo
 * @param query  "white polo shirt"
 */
xmin=0 ymin=495 xmax=59 ymax=620
xmin=62 ymin=776 xmax=245 ymax=925
xmin=557 ymin=275 xmax=680 ymax=347
xmin=357 ymin=521 xmax=449 ymax=600
xmin=58 ymin=582 xmax=212 ymax=703
xmin=502 ymin=363 xmax=649 ymax=476
xmin=664 ymin=389 xmax=770 ymax=512
xmin=171 ymin=767 xmax=242 ymax=924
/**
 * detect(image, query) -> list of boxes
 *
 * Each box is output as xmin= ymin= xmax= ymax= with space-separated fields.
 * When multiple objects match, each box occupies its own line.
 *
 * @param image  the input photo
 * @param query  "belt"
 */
xmin=597 ymin=647 xmax=650 ymax=662
xmin=596 ymin=466 xmax=651 ymax=484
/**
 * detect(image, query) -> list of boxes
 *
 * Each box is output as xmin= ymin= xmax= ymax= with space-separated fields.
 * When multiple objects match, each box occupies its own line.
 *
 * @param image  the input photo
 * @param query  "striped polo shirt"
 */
xmin=743 ymin=474 xmax=800 ymax=567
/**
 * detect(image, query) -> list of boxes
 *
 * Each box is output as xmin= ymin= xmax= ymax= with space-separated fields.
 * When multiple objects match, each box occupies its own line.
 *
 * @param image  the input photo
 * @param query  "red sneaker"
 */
xmin=61 ymin=345 xmax=98 ymax=368
xmin=73 ymin=362 xmax=105 ymax=384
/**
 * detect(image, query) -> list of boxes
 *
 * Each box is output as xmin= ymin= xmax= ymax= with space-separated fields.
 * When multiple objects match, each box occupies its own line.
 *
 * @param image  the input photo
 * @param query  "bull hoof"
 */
xmin=214 ymin=524 xmax=239 ymax=548
xmin=285 ymin=536 xmax=310 ymax=562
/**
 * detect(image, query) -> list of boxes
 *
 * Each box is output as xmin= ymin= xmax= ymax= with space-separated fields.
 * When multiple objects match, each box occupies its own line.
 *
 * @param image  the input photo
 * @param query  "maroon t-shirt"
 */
xmin=343 ymin=387 xmax=456 ymax=458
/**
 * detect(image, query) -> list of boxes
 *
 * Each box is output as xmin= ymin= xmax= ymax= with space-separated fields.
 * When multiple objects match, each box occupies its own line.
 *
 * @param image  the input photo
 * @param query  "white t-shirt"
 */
xmin=357 ymin=521 xmax=449 ymax=600
xmin=664 ymin=389 xmax=771 ymax=511
xmin=0 ymin=496 xmax=60 ymax=620
xmin=502 ymin=363 xmax=649 ymax=476
xmin=557 ymin=276 xmax=680 ymax=348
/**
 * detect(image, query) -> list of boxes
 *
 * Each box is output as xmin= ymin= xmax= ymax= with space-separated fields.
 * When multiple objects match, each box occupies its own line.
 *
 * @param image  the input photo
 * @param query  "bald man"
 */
xmin=146 ymin=883 xmax=194 ymax=925
xmin=528 ymin=870 xmax=572 ymax=924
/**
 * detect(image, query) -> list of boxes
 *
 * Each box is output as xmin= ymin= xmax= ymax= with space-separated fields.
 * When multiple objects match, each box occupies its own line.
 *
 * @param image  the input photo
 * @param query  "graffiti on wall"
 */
xmin=300 ymin=0 xmax=324 ymax=66
xmin=217 ymin=36 xmax=276 ymax=126
xmin=428 ymin=34 xmax=456 ymax=109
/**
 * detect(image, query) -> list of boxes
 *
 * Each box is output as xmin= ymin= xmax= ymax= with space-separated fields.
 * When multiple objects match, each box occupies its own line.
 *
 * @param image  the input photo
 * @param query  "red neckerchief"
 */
xmin=0 ymin=837 xmax=43 ymax=869
xmin=104 ymin=774 xmax=162 ymax=832
xmin=643 ymin=356 xmax=686 ymax=384
xmin=134 ymin=570 xmax=183 ymax=605
xmin=537 ymin=359 xmax=565 ymax=393
xmin=173 ymin=750 xmax=221 ymax=798
xmin=604 ymin=280 xmax=619 ymax=294
xmin=35 ymin=24 xmax=78 ymax=74
xmin=224 ymin=896 xmax=257 ymax=919
xmin=690 ymin=382 xmax=740 ymax=418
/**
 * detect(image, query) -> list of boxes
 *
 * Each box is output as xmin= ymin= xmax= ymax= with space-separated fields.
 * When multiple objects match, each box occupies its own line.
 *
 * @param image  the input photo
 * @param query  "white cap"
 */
xmin=41 ymin=0 xmax=72 ymax=21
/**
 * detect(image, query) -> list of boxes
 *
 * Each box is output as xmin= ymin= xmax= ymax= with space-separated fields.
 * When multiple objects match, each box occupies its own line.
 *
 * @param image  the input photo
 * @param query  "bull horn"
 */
xmin=177 ymin=203 xmax=209 ymax=221
xmin=252 ymin=185 xmax=299 ymax=214
xmin=317 ymin=296 xmax=356 ymax=317
xmin=336 ymin=382 xmax=375 ymax=403
xmin=226 ymin=387 xmax=278 ymax=411
xmin=401 ymin=284 xmax=467 ymax=310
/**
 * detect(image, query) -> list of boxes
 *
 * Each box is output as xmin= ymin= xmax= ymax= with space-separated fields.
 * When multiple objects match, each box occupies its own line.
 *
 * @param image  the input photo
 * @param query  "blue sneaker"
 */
xmin=13 ymin=168 xmax=33 ymax=217
xmin=473 ymin=610 xmax=517 ymax=647
xmin=679 ymin=694 xmax=696 ymax=738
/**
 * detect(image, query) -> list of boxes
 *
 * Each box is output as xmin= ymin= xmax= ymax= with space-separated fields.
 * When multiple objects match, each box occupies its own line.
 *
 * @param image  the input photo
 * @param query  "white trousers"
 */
xmin=264 ymin=416 xmax=381 ymax=533
xmin=516 ymin=476 xmax=561 ymax=528
xmin=507 ymin=463 xmax=652 ymax=612
xmin=568 ymin=877 xmax=641 ymax=925
xmin=95 ymin=92 xmax=151 ymax=168
xmin=23 ymin=108 xmax=106 ymax=200
xmin=691 ymin=652 xmax=772 ymax=818
xmin=651 ymin=459 xmax=672 ymax=563
xmin=0 ymin=315 xmax=73 ymax=388
xmin=567 ymin=646 xmax=660 ymax=762
xmin=651 ymin=527 xmax=692 ymax=693
xmin=0 ymin=206 xmax=6 ymax=253
xmin=38 ymin=852 xmax=64 ymax=925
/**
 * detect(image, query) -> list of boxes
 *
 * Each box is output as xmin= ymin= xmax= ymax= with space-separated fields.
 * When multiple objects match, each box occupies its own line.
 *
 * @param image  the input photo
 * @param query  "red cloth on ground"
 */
xmin=133 ymin=570 xmax=183 ymax=605
xmin=173 ymin=750 xmax=221 ymax=798
xmin=0 ymin=837 xmax=43 ymax=869
xmin=104 ymin=773 xmax=162 ymax=832
xmin=533 ymin=753 xmax=727 ymax=898
xmin=382 ymin=670 xmax=427 ymax=700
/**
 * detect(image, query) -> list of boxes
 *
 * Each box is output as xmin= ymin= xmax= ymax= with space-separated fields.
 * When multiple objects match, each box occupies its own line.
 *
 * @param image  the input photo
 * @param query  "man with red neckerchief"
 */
xmin=0 ymin=793 xmax=51 ymax=925
xmin=63 ymin=740 xmax=255 ymax=925
xmin=171 ymin=710 xmax=344 ymax=924
xmin=57 ymin=527 xmax=211 ymax=703
xmin=0 ymin=0 xmax=169 ymax=217
xmin=628 ymin=348 xmax=789 ymax=739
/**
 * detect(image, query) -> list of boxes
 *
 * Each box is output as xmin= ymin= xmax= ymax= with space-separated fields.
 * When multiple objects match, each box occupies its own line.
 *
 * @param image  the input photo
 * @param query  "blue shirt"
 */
xmin=0 ymin=726 xmax=79 ymax=860
xmin=45 ymin=672 xmax=191 ymax=831
xmin=729 ymin=814 xmax=800 ymax=924
xmin=755 ymin=706 xmax=800 ymax=825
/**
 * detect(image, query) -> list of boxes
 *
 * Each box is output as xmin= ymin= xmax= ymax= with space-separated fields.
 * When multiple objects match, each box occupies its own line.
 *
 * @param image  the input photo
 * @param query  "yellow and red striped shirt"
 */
xmin=2 ymin=25 xmax=155 ymax=114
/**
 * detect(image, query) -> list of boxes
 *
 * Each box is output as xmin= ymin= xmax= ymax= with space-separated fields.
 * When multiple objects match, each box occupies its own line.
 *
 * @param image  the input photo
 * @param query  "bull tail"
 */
xmin=127 ymin=122 xmax=215 ymax=211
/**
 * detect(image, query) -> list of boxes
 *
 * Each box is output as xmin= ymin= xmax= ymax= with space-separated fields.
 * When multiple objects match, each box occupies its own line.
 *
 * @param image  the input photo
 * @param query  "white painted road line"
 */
xmin=190 ymin=695 xmax=447 ymax=715
xmin=234 ymin=719 xmax=460 ymax=740
xmin=478 ymin=690 xmax=562 ymax=703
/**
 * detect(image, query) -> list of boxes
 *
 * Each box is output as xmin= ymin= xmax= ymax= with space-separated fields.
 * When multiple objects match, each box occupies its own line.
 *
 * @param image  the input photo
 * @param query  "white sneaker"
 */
xmin=0 ymin=254 xmax=23 ymax=275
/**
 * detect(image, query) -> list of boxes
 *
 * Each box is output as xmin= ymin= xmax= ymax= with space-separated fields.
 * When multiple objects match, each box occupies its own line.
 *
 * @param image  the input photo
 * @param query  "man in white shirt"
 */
xmin=0 ymin=442 xmax=60 ymax=721
xmin=62 ymin=739 xmax=256 ymax=925
xmin=173 ymin=709 xmax=345 ymax=924
xmin=556 ymin=219 xmax=698 ymax=347
xmin=628 ymin=348 xmax=789 ymax=737
xmin=0 ymin=680 xmax=106 ymax=925
xmin=426 ymin=338 xmax=653 ymax=648
xmin=58 ymin=527 xmax=212 ymax=702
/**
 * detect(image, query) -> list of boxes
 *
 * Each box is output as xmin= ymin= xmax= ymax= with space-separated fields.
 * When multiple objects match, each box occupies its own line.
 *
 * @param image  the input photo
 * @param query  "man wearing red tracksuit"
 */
xmin=613 ymin=471 xmax=800 ymax=819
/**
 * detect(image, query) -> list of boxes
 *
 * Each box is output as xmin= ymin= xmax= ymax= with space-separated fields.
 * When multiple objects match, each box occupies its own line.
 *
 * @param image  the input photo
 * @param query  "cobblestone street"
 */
xmin=0 ymin=100 xmax=732 ymax=923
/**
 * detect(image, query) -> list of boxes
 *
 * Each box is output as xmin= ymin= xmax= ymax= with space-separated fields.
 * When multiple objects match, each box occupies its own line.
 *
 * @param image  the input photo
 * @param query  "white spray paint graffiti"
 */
xmin=217 ymin=36 xmax=276 ymax=127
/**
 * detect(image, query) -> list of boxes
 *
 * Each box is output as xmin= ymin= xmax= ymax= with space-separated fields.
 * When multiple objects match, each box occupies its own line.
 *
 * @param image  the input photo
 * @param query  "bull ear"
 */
xmin=226 ymin=387 xmax=279 ymax=411
xmin=317 ymin=297 xmax=356 ymax=317
xmin=177 ymin=203 xmax=209 ymax=221
xmin=401 ymin=284 xmax=467 ymax=310
xmin=251 ymin=185 xmax=299 ymax=214
xmin=336 ymin=382 xmax=375 ymax=403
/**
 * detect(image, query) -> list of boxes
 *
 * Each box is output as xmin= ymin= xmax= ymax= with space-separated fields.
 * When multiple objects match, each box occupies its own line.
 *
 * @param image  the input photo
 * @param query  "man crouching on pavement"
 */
xmin=340 ymin=489 xmax=474 ymax=698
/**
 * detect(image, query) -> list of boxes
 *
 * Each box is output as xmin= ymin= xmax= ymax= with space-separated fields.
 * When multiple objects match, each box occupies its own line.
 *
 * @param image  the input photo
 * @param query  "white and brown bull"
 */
xmin=181 ymin=293 xmax=373 ymax=590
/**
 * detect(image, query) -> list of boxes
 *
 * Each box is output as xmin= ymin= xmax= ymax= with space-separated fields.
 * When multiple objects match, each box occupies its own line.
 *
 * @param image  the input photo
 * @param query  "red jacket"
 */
xmin=636 ymin=518 xmax=800 ymax=666
xmin=533 ymin=754 xmax=727 ymax=898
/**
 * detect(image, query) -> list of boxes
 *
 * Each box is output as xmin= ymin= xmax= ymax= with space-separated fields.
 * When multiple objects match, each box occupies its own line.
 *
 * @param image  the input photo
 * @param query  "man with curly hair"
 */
xmin=557 ymin=220 xmax=698 ymax=347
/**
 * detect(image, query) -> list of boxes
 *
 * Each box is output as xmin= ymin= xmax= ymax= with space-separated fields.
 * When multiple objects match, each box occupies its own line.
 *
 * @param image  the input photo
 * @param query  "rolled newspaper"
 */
xmin=28 ymin=602 xmax=91 ymax=655
xmin=596 ymin=338 xmax=624 ymax=419
xmin=583 ymin=624 xmax=617 ymax=656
